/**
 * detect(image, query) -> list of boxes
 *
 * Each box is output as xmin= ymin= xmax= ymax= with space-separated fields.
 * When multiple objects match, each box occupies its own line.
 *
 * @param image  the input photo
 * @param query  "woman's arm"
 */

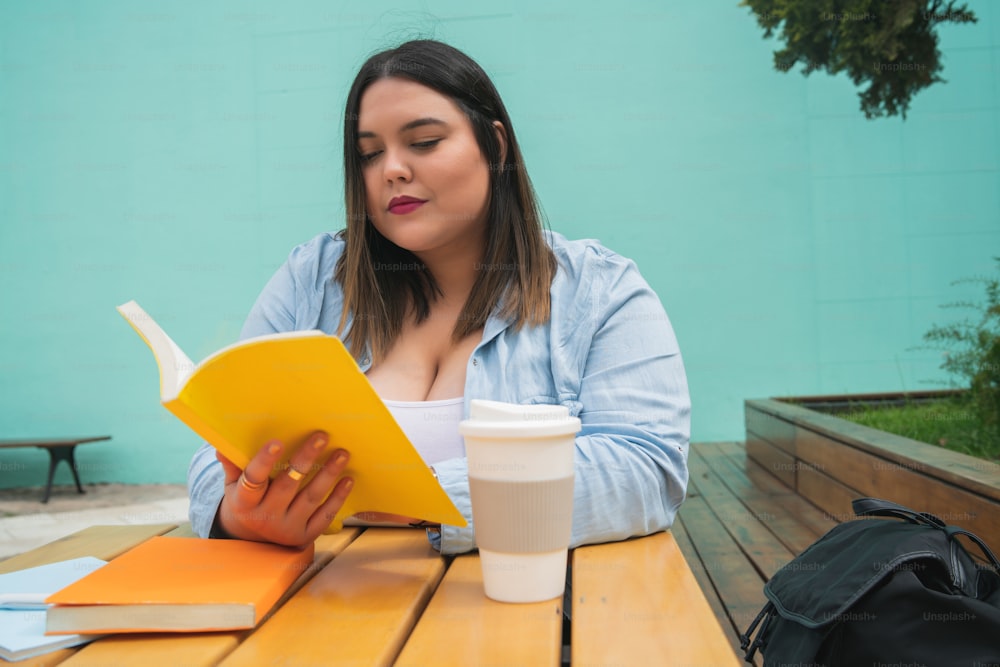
xmin=566 ymin=270 xmax=690 ymax=547
xmin=435 ymin=247 xmax=690 ymax=554
xmin=188 ymin=441 xmax=227 ymax=537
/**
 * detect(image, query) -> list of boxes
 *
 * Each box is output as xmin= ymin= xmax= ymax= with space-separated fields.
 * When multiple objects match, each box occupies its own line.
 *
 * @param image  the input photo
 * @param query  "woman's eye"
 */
xmin=359 ymin=150 xmax=381 ymax=164
xmin=412 ymin=139 xmax=441 ymax=150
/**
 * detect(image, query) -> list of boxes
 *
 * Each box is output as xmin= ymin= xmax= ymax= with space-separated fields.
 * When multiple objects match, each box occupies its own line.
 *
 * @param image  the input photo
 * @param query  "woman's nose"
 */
xmin=381 ymin=147 xmax=412 ymax=183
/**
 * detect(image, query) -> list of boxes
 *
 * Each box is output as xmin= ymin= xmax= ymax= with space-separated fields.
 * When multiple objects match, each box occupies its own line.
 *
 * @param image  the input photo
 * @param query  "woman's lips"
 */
xmin=388 ymin=196 xmax=427 ymax=215
xmin=388 ymin=201 xmax=426 ymax=215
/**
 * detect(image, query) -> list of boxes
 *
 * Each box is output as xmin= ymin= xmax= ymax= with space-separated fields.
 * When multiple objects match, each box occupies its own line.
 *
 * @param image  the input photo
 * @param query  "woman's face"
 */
xmin=357 ymin=77 xmax=493 ymax=264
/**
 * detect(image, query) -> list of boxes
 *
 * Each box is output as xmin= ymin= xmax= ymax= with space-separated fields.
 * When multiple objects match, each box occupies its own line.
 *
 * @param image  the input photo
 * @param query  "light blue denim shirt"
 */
xmin=188 ymin=231 xmax=690 ymax=555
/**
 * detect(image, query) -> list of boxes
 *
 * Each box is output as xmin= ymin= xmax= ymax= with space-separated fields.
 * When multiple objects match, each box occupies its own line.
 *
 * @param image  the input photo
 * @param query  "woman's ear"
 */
xmin=492 ymin=120 xmax=508 ymax=165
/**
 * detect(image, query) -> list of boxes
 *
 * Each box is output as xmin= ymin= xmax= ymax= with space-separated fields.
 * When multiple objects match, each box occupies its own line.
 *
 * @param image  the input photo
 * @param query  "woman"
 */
xmin=188 ymin=39 xmax=690 ymax=555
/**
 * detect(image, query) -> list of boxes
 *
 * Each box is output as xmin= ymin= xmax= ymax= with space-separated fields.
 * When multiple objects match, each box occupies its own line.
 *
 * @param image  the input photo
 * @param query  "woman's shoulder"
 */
xmin=286 ymin=231 xmax=346 ymax=265
xmin=544 ymin=230 xmax=639 ymax=284
xmin=282 ymin=231 xmax=346 ymax=287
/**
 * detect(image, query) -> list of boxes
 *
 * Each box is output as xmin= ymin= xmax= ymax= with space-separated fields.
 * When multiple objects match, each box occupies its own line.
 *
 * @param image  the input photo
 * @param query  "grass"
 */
xmin=837 ymin=397 xmax=1000 ymax=462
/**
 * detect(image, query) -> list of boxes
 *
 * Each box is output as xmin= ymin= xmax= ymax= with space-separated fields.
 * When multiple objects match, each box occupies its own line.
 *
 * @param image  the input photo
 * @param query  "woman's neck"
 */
xmin=415 ymin=245 xmax=484 ymax=307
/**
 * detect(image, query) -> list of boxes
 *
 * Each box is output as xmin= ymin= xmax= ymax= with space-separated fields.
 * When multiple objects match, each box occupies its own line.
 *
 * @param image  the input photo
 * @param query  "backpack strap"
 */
xmin=854 ymin=498 xmax=1000 ymax=572
xmin=946 ymin=526 xmax=1000 ymax=571
xmin=740 ymin=600 xmax=775 ymax=663
xmin=852 ymin=497 xmax=946 ymax=528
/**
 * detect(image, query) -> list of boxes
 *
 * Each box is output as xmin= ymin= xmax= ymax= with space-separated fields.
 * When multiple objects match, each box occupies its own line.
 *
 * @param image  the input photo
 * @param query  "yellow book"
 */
xmin=116 ymin=300 xmax=466 ymax=531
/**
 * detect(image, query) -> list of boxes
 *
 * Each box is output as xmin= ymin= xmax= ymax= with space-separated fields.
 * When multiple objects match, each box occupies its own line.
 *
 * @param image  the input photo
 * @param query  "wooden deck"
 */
xmin=675 ymin=441 xmax=840 ymax=663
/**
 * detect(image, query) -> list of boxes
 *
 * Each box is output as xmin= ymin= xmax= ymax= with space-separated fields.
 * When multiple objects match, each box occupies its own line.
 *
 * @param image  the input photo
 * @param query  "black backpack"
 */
xmin=741 ymin=497 xmax=1000 ymax=666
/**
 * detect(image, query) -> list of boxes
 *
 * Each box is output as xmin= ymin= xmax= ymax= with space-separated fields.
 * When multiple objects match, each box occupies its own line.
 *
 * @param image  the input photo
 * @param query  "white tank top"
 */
xmin=382 ymin=397 xmax=466 ymax=466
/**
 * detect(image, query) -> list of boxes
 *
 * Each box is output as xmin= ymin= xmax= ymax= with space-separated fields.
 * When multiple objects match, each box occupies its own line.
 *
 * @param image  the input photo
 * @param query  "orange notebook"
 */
xmin=45 ymin=537 xmax=314 ymax=634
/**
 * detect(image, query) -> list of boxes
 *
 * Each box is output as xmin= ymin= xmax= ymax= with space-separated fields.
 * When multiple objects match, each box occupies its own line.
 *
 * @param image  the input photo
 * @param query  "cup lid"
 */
xmin=459 ymin=399 xmax=582 ymax=438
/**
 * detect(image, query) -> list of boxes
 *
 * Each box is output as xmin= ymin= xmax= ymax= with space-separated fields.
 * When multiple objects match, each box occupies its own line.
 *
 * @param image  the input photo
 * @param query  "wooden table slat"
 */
xmin=163 ymin=523 xmax=198 ymax=538
xmin=572 ymin=531 xmax=742 ymax=666
xmin=671 ymin=517 xmax=753 ymax=664
xmin=0 ymin=524 xmax=178 ymax=574
xmin=59 ymin=632 xmax=245 ymax=667
xmin=219 ymin=528 xmax=445 ymax=667
xmin=395 ymin=553 xmax=563 ymax=666
xmin=676 ymin=495 xmax=769 ymax=638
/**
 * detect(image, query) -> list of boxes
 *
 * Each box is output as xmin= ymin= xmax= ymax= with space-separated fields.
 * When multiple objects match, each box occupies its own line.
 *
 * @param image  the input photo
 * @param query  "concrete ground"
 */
xmin=0 ymin=483 xmax=189 ymax=561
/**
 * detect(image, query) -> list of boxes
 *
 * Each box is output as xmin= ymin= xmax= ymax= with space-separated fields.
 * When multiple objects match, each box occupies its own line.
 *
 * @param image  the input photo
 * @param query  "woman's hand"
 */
xmin=214 ymin=431 xmax=353 ymax=547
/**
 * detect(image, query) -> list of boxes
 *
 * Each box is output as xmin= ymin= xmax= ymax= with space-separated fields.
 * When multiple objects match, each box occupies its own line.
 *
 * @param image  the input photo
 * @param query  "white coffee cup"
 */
xmin=459 ymin=399 xmax=581 ymax=603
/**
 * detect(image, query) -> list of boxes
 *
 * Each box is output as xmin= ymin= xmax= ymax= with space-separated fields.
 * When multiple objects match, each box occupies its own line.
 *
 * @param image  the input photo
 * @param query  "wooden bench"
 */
xmin=676 ymin=436 xmax=1000 ymax=667
xmin=1 ymin=523 xmax=742 ymax=665
xmin=0 ymin=437 xmax=111 ymax=503
xmin=675 ymin=441 xmax=840 ymax=665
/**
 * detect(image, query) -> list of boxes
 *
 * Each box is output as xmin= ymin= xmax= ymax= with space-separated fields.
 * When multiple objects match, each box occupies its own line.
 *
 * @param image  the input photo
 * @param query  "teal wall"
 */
xmin=2 ymin=1 xmax=998 ymax=487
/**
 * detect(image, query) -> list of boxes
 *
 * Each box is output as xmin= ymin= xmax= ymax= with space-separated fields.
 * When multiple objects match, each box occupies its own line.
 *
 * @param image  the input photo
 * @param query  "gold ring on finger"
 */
xmin=239 ymin=472 xmax=268 ymax=492
xmin=286 ymin=465 xmax=306 ymax=482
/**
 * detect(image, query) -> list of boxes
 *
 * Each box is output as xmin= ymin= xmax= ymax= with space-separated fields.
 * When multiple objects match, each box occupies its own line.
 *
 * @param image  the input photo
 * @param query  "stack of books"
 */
xmin=1 ymin=538 xmax=314 ymax=661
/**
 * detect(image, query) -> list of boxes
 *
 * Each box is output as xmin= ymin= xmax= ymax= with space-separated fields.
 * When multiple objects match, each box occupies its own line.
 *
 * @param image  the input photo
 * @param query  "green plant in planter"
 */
xmin=922 ymin=257 xmax=1000 ymax=434
xmin=839 ymin=260 xmax=999 ymax=460
xmin=740 ymin=0 xmax=977 ymax=119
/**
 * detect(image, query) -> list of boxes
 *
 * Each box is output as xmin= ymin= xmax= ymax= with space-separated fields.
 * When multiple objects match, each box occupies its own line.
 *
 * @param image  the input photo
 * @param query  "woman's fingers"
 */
xmin=304 ymin=476 xmax=355 ymax=538
xmin=294 ymin=448 xmax=350 ymax=506
xmin=269 ymin=431 xmax=328 ymax=496
xmin=216 ymin=451 xmax=242 ymax=484
xmin=288 ymin=447 xmax=351 ymax=527
xmin=218 ymin=431 xmax=352 ymax=546
xmin=227 ymin=440 xmax=280 ymax=509
xmin=241 ymin=441 xmax=283 ymax=491
xmin=217 ymin=440 xmax=285 ymax=541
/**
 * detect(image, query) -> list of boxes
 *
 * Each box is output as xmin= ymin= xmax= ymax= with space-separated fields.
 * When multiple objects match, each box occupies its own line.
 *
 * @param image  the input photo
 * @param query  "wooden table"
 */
xmin=0 ymin=437 xmax=111 ymax=503
xmin=1 ymin=524 xmax=742 ymax=666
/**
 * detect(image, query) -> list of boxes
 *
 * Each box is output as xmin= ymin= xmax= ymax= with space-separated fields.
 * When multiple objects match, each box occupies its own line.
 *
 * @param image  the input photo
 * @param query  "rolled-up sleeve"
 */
xmin=187 ymin=442 xmax=227 ymax=537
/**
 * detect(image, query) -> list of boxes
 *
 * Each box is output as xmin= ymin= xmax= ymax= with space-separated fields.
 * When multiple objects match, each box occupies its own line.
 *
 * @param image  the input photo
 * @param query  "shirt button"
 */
xmin=472 ymin=358 xmax=479 ymax=367
xmin=362 ymin=356 xmax=370 ymax=365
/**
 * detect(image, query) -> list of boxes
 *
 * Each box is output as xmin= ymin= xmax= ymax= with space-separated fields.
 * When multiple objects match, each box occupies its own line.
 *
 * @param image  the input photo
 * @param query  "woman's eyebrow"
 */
xmin=358 ymin=117 xmax=447 ymax=139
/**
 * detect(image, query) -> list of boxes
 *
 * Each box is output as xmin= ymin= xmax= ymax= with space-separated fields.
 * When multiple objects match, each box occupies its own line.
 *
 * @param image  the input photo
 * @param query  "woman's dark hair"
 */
xmin=334 ymin=39 xmax=556 ymax=363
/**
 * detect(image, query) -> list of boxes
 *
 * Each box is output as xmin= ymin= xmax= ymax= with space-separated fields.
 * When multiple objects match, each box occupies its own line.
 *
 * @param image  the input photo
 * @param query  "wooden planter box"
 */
xmin=745 ymin=391 xmax=1000 ymax=551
